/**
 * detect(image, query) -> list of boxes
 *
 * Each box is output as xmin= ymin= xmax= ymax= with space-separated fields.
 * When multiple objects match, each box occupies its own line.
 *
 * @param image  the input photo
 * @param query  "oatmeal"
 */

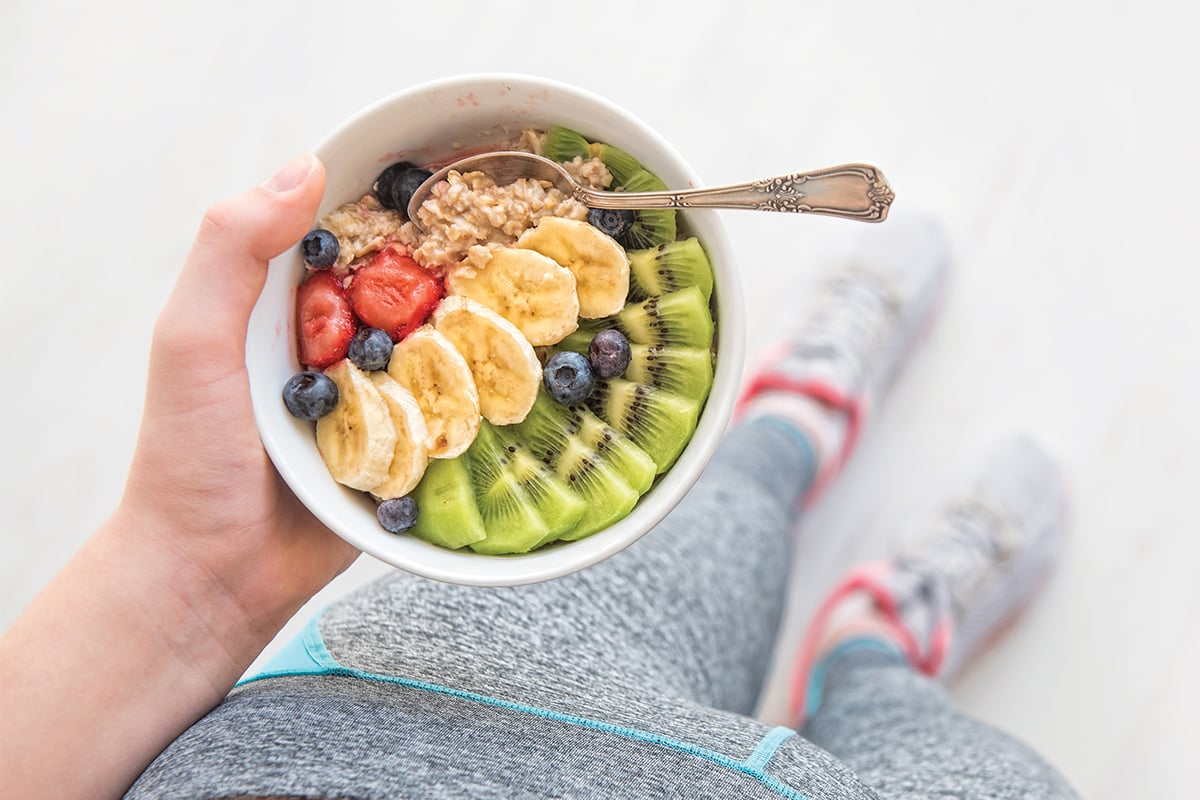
xmin=397 ymin=169 xmax=587 ymax=273
xmin=314 ymin=129 xmax=612 ymax=277
xmin=318 ymin=194 xmax=405 ymax=269
xmin=513 ymin=128 xmax=545 ymax=154
xmin=561 ymin=156 xmax=613 ymax=190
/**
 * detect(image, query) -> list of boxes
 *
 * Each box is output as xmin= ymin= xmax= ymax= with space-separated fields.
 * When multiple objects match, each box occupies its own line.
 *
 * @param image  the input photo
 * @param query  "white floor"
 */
xmin=3 ymin=1 xmax=1198 ymax=796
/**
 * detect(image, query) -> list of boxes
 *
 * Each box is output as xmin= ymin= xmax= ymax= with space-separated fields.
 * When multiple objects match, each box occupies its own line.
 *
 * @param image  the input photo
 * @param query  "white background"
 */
xmin=3 ymin=1 xmax=1198 ymax=796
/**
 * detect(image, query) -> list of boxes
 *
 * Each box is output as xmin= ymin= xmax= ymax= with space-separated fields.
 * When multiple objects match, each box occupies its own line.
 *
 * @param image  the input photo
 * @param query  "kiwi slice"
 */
xmin=624 ymin=345 xmax=714 ymax=400
xmin=618 ymin=286 xmax=714 ymax=350
xmin=587 ymin=379 xmax=701 ymax=474
xmin=628 ymin=238 xmax=714 ymax=302
xmin=540 ymin=125 xmax=591 ymax=163
xmin=569 ymin=405 xmax=657 ymax=494
xmin=557 ymin=288 xmax=714 ymax=356
xmin=463 ymin=423 xmax=551 ymax=555
xmin=492 ymin=430 xmax=588 ymax=547
xmin=516 ymin=392 xmax=655 ymax=540
xmin=618 ymin=170 xmax=677 ymax=250
xmin=408 ymin=457 xmax=487 ymax=549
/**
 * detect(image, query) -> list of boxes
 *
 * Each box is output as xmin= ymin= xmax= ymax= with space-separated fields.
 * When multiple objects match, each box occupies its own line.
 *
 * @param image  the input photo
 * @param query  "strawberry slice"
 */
xmin=348 ymin=248 xmax=444 ymax=341
xmin=296 ymin=270 xmax=356 ymax=368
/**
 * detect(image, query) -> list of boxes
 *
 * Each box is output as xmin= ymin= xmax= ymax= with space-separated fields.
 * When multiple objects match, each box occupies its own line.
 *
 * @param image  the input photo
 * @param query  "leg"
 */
xmin=804 ymin=650 xmax=1078 ymax=799
xmin=793 ymin=438 xmax=1081 ymax=799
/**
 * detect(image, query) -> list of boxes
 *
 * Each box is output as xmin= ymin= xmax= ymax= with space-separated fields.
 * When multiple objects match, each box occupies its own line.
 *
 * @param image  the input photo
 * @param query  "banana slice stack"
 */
xmin=447 ymin=217 xmax=630 ymax=343
xmin=315 ymin=216 xmax=631 ymax=500
xmin=517 ymin=217 xmax=630 ymax=320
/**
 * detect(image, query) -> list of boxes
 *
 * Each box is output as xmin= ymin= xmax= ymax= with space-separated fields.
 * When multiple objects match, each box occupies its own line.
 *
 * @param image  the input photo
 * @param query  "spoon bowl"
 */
xmin=407 ymin=150 xmax=895 ymax=227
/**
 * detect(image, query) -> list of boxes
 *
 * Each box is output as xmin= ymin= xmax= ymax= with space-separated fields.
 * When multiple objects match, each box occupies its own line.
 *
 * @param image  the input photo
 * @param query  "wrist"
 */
xmin=100 ymin=503 xmax=291 ymax=684
xmin=92 ymin=513 xmax=264 ymax=695
xmin=115 ymin=458 xmax=352 ymax=630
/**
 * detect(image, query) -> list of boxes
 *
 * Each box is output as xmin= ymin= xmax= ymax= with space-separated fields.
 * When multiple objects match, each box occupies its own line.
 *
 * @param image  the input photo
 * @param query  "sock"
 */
xmin=739 ymin=391 xmax=849 ymax=500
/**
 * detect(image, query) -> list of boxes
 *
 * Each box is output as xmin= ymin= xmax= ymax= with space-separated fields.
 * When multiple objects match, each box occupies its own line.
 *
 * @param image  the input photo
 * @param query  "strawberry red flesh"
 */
xmin=296 ymin=270 xmax=356 ymax=368
xmin=349 ymin=248 xmax=444 ymax=341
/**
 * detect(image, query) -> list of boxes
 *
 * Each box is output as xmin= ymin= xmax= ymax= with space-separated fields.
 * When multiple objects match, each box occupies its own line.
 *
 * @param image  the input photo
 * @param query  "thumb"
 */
xmin=158 ymin=153 xmax=327 ymax=362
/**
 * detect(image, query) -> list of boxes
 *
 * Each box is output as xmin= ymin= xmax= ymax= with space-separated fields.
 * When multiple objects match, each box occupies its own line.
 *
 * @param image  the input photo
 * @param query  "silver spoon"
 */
xmin=406 ymin=151 xmax=894 ymax=228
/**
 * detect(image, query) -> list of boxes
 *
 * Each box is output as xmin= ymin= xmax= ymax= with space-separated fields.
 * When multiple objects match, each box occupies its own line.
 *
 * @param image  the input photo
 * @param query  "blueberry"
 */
xmin=587 ymin=207 xmax=636 ymax=239
xmin=588 ymin=329 xmax=632 ymax=379
xmin=282 ymin=371 xmax=339 ymax=420
xmin=347 ymin=327 xmax=394 ymax=371
xmin=543 ymin=351 xmax=596 ymax=405
xmin=377 ymin=496 xmax=419 ymax=534
xmin=391 ymin=167 xmax=434 ymax=217
xmin=301 ymin=229 xmax=340 ymax=269
xmin=373 ymin=161 xmax=417 ymax=211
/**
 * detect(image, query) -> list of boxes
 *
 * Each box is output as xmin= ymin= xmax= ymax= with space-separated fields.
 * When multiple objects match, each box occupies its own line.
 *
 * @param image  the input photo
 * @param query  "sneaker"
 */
xmin=735 ymin=209 xmax=950 ymax=504
xmin=789 ymin=436 xmax=1069 ymax=725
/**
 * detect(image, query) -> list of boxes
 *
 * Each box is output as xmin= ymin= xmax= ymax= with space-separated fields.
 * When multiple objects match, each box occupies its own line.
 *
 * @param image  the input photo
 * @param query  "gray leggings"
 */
xmin=128 ymin=420 xmax=1078 ymax=800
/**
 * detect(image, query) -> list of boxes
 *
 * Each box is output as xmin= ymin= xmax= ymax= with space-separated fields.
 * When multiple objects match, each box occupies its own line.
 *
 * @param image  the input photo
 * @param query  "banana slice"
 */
xmin=316 ymin=359 xmax=398 ymax=491
xmin=387 ymin=327 xmax=481 ymax=459
xmin=516 ymin=216 xmax=630 ymax=318
xmin=445 ymin=248 xmax=579 ymax=346
xmin=367 ymin=373 xmax=430 ymax=500
xmin=432 ymin=295 xmax=541 ymax=426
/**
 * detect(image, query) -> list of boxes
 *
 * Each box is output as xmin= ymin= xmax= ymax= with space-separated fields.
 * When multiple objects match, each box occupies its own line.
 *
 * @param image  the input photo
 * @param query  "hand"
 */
xmin=1 ymin=154 xmax=358 ymax=799
xmin=120 ymin=151 xmax=358 ymax=632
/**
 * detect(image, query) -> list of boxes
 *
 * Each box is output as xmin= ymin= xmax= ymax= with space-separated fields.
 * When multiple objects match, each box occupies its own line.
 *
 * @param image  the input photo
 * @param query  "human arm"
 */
xmin=0 ymin=154 xmax=359 ymax=798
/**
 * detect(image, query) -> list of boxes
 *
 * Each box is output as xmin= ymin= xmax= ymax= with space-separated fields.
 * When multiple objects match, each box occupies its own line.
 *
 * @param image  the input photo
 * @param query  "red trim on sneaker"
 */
xmin=734 ymin=373 xmax=866 ymax=507
xmin=788 ymin=561 xmax=951 ymax=727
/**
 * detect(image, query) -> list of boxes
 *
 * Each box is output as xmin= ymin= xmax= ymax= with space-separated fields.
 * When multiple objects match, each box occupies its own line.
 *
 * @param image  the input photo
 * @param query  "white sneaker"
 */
xmin=789 ymin=437 xmax=1069 ymax=725
xmin=736 ymin=210 xmax=950 ymax=502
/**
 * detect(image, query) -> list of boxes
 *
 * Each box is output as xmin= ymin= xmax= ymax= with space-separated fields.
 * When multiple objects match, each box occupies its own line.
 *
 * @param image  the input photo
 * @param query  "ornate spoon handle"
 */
xmin=579 ymin=163 xmax=895 ymax=221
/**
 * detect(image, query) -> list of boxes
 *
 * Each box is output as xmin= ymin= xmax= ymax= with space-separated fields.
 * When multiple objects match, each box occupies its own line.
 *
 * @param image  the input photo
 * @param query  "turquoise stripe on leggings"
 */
xmin=242 ymin=619 xmax=812 ymax=800
xmin=744 ymin=725 xmax=797 ymax=770
xmin=805 ymin=636 xmax=906 ymax=720
xmin=240 ymin=614 xmax=338 ymax=683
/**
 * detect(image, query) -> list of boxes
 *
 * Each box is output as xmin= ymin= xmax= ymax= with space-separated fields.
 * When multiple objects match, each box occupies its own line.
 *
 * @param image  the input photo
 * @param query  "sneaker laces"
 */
xmin=789 ymin=273 xmax=901 ymax=393
xmin=897 ymin=499 xmax=1018 ymax=619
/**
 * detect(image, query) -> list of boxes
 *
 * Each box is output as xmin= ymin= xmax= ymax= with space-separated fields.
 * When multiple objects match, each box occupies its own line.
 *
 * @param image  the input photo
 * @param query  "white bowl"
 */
xmin=247 ymin=74 xmax=744 ymax=586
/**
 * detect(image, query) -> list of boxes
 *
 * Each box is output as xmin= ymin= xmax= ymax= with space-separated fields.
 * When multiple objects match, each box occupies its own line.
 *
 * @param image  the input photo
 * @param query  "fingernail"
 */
xmin=263 ymin=153 xmax=317 ymax=193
